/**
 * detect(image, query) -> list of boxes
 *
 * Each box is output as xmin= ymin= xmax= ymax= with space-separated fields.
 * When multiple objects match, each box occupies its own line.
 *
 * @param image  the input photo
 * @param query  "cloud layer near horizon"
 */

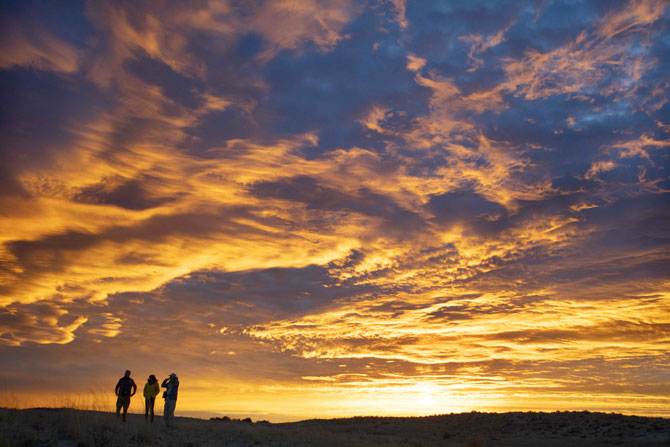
xmin=1 ymin=0 xmax=669 ymax=417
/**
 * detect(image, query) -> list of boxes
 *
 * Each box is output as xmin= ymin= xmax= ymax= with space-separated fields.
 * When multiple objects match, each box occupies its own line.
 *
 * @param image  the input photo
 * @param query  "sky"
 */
xmin=0 ymin=0 xmax=669 ymax=422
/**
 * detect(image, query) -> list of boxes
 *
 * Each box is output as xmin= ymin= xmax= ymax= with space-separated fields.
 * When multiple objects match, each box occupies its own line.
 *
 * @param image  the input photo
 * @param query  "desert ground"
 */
xmin=1 ymin=407 xmax=669 ymax=446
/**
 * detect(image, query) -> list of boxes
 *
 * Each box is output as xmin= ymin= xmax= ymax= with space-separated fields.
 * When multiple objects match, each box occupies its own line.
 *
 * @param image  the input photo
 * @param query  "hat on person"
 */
xmin=170 ymin=373 xmax=177 ymax=378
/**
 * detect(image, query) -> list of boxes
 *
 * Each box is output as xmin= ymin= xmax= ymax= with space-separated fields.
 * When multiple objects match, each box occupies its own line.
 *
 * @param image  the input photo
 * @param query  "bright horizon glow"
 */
xmin=5 ymin=387 xmax=670 ymax=423
xmin=1 ymin=0 xmax=669 ymax=421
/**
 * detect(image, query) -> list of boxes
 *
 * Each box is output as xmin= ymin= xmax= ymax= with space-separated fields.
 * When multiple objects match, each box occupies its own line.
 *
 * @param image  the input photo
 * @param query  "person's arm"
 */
xmin=161 ymin=378 xmax=169 ymax=388
xmin=115 ymin=379 xmax=120 ymax=396
xmin=131 ymin=380 xmax=137 ymax=396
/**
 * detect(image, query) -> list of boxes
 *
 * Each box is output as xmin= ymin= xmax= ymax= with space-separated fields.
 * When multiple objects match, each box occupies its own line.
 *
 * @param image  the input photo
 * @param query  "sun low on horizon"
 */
xmin=1 ymin=0 xmax=669 ymax=423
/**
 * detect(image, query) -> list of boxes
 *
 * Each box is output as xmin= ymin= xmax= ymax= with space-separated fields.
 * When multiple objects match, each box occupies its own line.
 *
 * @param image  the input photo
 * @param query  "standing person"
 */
xmin=161 ymin=373 xmax=179 ymax=428
xmin=114 ymin=370 xmax=137 ymax=422
xmin=143 ymin=375 xmax=160 ymax=423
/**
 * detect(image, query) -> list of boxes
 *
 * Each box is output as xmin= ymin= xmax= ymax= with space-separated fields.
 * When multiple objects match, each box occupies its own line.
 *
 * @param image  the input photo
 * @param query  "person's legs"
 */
xmin=121 ymin=396 xmax=130 ymax=422
xmin=163 ymin=398 xmax=170 ymax=427
xmin=164 ymin=398 xmax=176 ymax=427
xmin=116 ymin=396 xmax=123 ymax=419
xmin=145 ymin=398 xmax=149 ymax=422
xmin=149 ymin=397 xmax=155 ymax=423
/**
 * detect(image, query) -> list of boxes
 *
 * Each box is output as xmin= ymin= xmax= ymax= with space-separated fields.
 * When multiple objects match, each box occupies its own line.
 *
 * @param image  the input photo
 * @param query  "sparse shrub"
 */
xmin=23 ymin=436 xmax=52 ymax=447
xmin=31 ymin=418 xmax=45 ymax=431
xmin=242 ymin=417 xmax=253 ymax=423
xmin=210 ymin=416 xmax=231 ymax=421
xmin=53 ymin=413 xmax=72 ymax=439
xmin=87 ymin=423 xmax=113 ymax=447
xmin=131 ymin=426 xmax=154 ymax=446
xmin=135 ymin=424 xmax=154 ymax=445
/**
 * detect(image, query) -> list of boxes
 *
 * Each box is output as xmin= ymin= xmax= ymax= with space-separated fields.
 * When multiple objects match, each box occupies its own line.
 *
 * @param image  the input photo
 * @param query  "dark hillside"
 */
xmin=1 ymin=407 xmax=668 ymax=446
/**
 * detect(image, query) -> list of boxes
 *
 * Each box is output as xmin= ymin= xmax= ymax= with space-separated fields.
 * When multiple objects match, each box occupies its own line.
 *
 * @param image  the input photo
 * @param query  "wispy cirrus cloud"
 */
xmin=501 ymin=0 xmax=667 ymax=102
xmin=0 ymin=18 xmax=81 ymax=73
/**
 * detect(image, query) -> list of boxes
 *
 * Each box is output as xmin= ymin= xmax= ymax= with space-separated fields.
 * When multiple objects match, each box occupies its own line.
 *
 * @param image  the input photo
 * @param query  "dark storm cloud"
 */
xmin=0 ymin=164 xmax=29 ymax=203
xmin=5 ymin=206 xmax=262 ymax=265
xmin=250 ymin=175 xmax=427 ymax=235
xmin=159 ymin=264 xmax=370 ymax=320
xmin=550 ymin=175 xmax=600 ymax=193
xmin=0 ymin=69 xmax=107 ymax=169
xmin=427 ymin=189 xmax=507 ymax=228
xmin=124 ymin=55 xmax=204 ymax=109
xmin=73 ymin=176 xmax=178 ymax=210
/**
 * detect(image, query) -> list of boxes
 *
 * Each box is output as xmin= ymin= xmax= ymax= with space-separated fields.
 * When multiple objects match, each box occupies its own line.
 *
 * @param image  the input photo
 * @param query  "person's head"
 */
xmin=124 ymin=370 xmax=131 ymax=378
xmin=148 ymin=374 xmax=156 ymax=383
xmin=169 ymin=373 xmax=177 ymax=380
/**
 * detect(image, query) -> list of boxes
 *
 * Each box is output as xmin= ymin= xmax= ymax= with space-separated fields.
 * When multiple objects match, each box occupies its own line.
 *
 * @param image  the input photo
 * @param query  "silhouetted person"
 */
xmin=161 ymin=373 xmax=179 ymax=427
xmin=143 ymin=374 xmax=160 ymax=423
xmin=115 ymin=370 xmax=137 ymax=422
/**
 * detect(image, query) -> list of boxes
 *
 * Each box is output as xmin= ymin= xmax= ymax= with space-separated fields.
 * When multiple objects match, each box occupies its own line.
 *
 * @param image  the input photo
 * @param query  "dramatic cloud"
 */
xmin=0 ymin=0 xmax=668 ymax=420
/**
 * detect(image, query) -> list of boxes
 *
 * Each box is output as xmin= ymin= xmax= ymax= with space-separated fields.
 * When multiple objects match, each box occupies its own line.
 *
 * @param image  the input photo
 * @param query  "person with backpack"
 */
xmin=161 ymin=373 xmax=179 ymax=427
xmin=143 ymin=374 xmax=160 ymax=423
xmin=114 ymin=370 xmax=137 ymax=422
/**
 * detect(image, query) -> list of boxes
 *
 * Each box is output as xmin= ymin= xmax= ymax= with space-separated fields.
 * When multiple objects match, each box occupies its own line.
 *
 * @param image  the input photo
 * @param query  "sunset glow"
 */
xmin=1 ymin=0 xmax=669 ymax=422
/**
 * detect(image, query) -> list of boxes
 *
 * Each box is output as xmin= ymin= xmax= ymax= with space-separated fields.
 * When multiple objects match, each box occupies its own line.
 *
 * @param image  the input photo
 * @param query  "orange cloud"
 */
xmin=84 ymin=0 xmax=361 ymax=82
xmin=388 ymin=0 xmax=408 ymax=29
xmin=501 ymin=0 xmax=666 ymax=100
xmin=0 ymin=304 xmax=87 ymax=346
xmin=460 ymin=21 xmax=514 ymax=71
xmin=247 ymin=0 xmax=360 ymax=62
xmin=406 ymin=54 xmax=426 ymax=72
xmin=0 ymin=21 xmax=80 ymax=73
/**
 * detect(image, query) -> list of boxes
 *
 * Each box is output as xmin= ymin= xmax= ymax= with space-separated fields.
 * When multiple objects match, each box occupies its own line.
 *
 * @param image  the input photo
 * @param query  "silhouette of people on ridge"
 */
xmin=113 ymin=369 xmax=180 ymax=425
xmin=114 ymin=370 xmax=137 ymax=422
xmin=161 ymin=373 xmax=179 ymax=428
xmin=143 ymin=374 xmax=160 ymax=423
